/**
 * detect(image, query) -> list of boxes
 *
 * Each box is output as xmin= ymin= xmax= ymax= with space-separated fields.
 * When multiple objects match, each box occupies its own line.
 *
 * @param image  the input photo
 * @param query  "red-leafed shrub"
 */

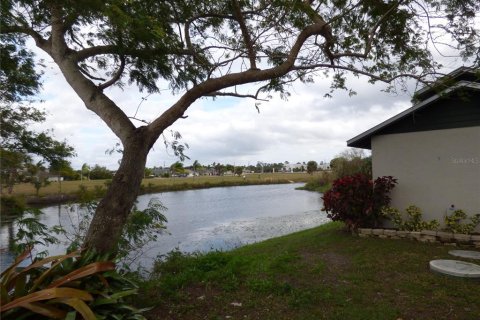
xmin=322 ymin=174 xmax=397 ymax=231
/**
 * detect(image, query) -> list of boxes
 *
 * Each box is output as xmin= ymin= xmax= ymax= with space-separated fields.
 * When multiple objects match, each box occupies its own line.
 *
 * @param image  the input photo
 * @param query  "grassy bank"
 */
xmin=295 ymin=181 xmax=331 ymax=193
xmin=139 ymin=222 xmax=480 ymax=320
xmin=3 ymin=172 xmax=316 ymax=205
xmin=295 ymin=172 xmax=332 ymax=193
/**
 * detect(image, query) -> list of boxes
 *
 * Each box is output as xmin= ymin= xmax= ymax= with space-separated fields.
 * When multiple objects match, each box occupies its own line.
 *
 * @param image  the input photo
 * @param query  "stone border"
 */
xmin=358 ymin=228 xmax=480 ymax=248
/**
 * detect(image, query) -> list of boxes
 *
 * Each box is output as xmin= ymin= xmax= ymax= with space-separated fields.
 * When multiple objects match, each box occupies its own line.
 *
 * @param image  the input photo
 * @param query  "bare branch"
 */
xmin=232 ymin=0 xmax=258 ymax=70
xmin=128 ymin=117 xmax=150 ymax=125
xmin=205 ymin=91 xmax=269 ymax=101
xmin=98 ymin=56 xmax=126 ymax=90
xmin=79 ymin=65 xmax=106 ymax=82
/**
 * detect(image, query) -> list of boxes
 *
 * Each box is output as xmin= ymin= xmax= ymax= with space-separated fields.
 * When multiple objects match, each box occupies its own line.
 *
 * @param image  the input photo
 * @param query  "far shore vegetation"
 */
xmin=1 ymin=172 xmax=321 ymax=208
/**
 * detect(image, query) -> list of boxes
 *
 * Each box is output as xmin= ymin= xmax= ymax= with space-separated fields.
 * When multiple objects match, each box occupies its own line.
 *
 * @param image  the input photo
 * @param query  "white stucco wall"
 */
xmin=372 ymin=126 xmax=480 ymax=229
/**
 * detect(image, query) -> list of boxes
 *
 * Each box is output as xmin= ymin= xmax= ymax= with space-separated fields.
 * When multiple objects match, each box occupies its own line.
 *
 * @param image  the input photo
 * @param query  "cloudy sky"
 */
xmin=30 ymin=45 xmax=465 ymax=170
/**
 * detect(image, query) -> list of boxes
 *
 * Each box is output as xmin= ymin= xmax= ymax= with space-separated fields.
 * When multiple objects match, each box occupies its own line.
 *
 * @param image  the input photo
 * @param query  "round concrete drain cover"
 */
xmin=448 ymin=250 xmax=480 ymax=260
xmin=429 ymin=259 xmax=480 ymax=278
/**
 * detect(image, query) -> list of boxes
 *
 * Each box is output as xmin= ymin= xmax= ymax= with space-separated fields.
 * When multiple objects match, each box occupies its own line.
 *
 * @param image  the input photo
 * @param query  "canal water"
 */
xmin=0 ymin=183 xmax=329 ymax=271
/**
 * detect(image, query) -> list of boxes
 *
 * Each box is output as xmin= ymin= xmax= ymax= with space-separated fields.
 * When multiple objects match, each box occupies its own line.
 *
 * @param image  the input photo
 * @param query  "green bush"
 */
xmin=444 ymin=210 xmax=480 ymax=234
xmin=382 ymin=205 xmax=439 ymax=231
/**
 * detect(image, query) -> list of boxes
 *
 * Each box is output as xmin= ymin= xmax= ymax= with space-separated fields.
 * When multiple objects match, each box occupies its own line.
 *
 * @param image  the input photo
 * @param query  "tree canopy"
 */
xmin=1 ymin=20 xmax=74 ymax=193
xmin=307 ymin=160 xmax=318 ymax=174
xmin=2 ymin=0 xmax=479 ymax=252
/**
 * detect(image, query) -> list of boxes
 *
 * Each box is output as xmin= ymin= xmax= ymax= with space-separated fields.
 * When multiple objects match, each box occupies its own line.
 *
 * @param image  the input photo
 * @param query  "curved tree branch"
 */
xmin=79 ymin=65 xmax=106 ymax=81
xmin=98 ymin=56 xmax=126 ymax=90
xmin=75 ymin=45 xmax=121 ymax=61
xmin=147 ymin=15 xmax=332 ymax=142
xmin=1 ymin=25 xmax=49 ymax=51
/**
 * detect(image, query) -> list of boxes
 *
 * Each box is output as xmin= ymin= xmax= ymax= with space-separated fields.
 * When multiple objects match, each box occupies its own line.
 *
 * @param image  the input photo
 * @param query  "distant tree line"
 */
xmin=152 ymin=160 xmax=333 ymax=177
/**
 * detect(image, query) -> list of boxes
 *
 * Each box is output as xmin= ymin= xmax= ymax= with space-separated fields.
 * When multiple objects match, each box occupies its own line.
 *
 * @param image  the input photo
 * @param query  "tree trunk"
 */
xmin=7 ymin=169 xmax=17 ymax=194
xmin=83 ymin=128 xmax=152 ymax=254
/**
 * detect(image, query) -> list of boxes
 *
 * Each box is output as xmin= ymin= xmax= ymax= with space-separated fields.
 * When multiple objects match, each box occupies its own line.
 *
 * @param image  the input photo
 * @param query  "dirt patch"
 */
xmin=319 ymin=252 xmax=351 ymax=269
xmin=146 ymin=284 xmax=224 ymax=320
xmin=300 ymin=250 xmax=351 ymax=270
xmin=297 ymin=250 xmax=351 ymax=285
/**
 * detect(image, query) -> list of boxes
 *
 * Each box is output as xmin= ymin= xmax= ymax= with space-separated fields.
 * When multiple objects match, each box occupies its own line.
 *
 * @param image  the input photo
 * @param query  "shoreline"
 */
xmin=5 ymin=179 xmax=306 ymax=208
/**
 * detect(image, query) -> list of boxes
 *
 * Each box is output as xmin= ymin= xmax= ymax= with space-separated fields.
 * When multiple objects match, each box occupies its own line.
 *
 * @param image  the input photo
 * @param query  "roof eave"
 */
xmin=414 ymin=66 xmax=476 ymax=97
xmin=347 ymin=81 xmax=480 ymax=149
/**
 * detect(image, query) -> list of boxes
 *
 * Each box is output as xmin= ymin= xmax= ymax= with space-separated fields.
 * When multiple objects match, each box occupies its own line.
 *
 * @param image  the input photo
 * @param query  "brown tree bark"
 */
xmin=82 ymin=127 xmax=153 ymax=253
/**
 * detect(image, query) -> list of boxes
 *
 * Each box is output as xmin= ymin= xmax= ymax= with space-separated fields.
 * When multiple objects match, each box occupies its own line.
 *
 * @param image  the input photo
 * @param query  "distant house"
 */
xmin=347 ymin=67 xmax=480 ymax=229
xmin=152 ymin=167 xmax=170 ymax=176
xmin=47 ymin=175 xmax=64 ymax=182
xmin=282 ymin=163 xmax=305 ymax=172
xmin=318 ymin=161 xmax=330 ymax=170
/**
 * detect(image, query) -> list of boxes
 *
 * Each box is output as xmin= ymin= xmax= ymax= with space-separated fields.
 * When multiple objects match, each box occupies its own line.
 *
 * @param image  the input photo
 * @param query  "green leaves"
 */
xmin=11 ymin=209 xmax=65 ymax=257
xmin=0 ymin=40 xmax=41 ymax=103
xmin=0 ymin=249 xmax=148 ymax=320
xmin=0 ymin=104 xmax=75 ymax=194
xmin=444 ymin=210 xmax=480 ymax=234
xmin=382 ymin=205 xmax=440 ymax=231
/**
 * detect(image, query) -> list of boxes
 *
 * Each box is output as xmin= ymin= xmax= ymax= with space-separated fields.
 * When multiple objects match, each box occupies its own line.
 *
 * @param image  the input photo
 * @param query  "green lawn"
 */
xmin=139 ymin=222 xmax=480 ymax=320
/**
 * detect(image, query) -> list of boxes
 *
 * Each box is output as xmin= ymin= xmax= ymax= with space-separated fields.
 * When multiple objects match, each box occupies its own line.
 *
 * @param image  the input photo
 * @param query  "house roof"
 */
xmin=347 ymin=68 xmax=480 ymax=149
xmin=413 ymin=66 xmax=479 ymax=102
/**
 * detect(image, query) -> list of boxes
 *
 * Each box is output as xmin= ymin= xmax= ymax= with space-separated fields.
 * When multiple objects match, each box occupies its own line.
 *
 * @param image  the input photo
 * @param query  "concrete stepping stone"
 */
xmin=429 ymin=259 xmax=480 ymax=278
xmin=448 ymin=250 xmax=480 ymax=260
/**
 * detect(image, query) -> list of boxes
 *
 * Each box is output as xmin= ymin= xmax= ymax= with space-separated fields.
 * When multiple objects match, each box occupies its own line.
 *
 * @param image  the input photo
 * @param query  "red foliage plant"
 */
xmin=322 ymin=174 xmax=397 ymax=231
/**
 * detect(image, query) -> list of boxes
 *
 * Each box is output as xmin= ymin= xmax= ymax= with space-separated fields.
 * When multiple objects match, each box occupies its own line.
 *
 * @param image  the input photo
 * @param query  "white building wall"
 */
xmin=372 ymin=126 xmax=480 ymax=229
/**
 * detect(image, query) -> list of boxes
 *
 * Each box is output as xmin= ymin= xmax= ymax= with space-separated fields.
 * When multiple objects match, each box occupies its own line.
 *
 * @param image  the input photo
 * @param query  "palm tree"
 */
xmin=192 ymin=160 xmax=200 ymax=177
xmin=81 ymin=163 xmax=90 ymax=180
xmin=170 ymin=161 xmax=185 ymax=176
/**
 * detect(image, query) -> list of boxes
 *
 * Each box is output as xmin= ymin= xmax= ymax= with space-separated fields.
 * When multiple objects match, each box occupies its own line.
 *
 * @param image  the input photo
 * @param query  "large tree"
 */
xmin=2 ymin=0 xmax=478 ymax=253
